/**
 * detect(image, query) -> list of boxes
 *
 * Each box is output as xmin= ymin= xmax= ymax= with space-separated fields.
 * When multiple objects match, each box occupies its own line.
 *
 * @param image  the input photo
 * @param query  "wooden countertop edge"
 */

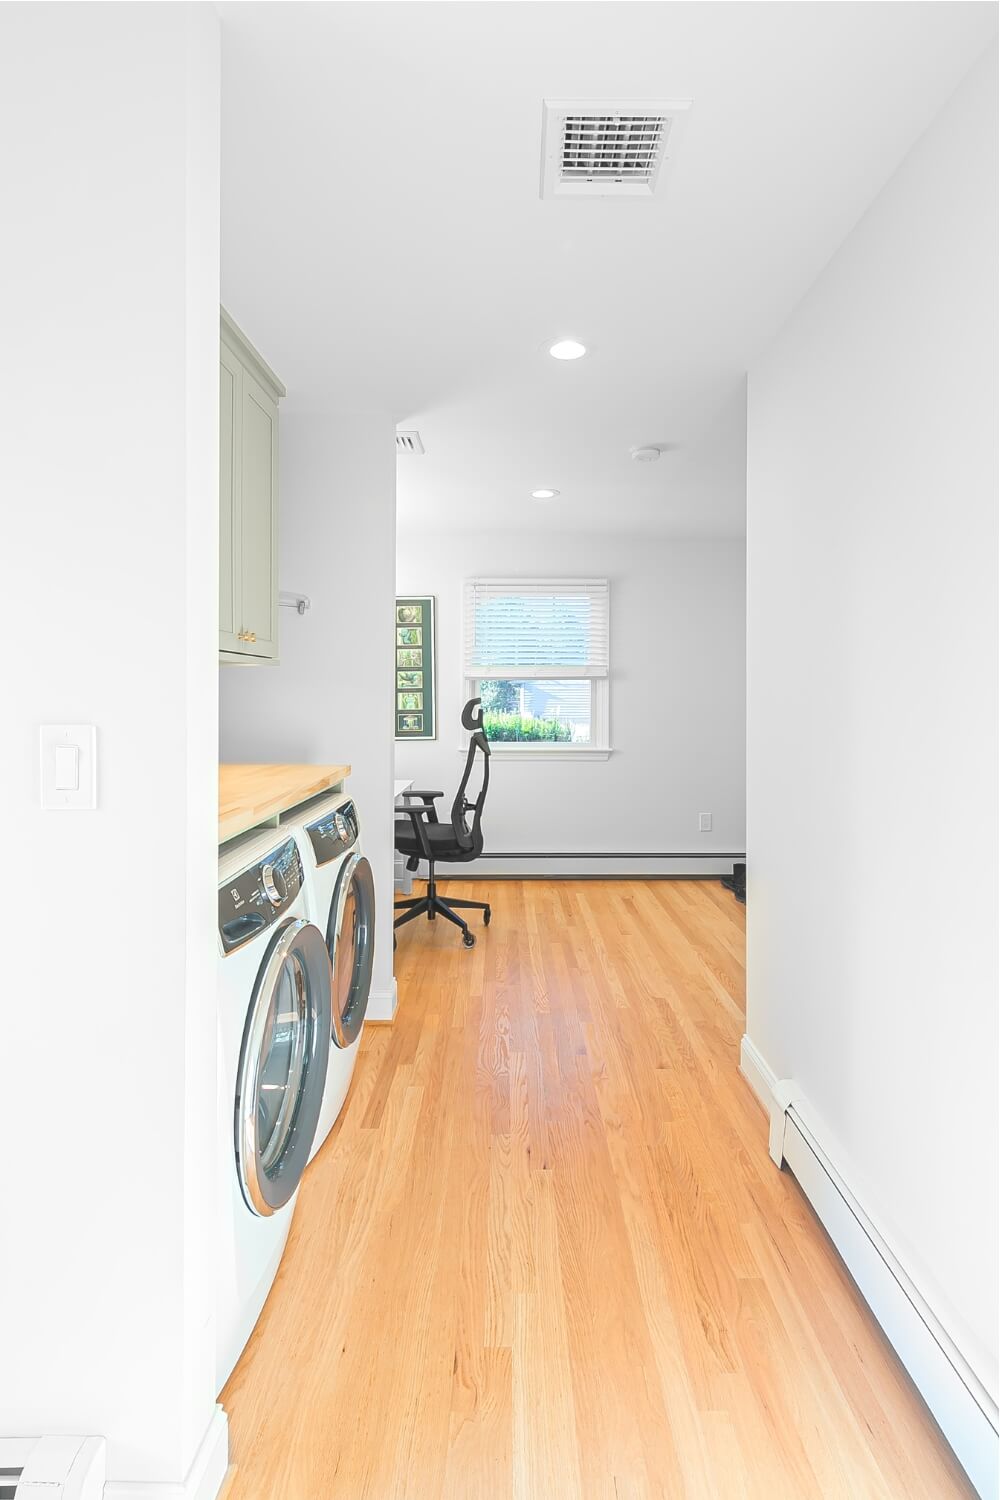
xmin=219 ymin=762 xmax=351 ymax=844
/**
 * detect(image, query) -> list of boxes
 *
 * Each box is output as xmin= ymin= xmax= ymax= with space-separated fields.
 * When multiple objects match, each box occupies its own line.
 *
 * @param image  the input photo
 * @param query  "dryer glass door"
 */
xmin=327 ymin=854 xmax=375 ymax=1048
xmin=236 ymin=919 xmax=332 ymax=1215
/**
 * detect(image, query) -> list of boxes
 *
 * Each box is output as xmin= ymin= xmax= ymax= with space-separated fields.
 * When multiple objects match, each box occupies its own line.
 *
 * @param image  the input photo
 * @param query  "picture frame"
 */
xmin=394 ymin=596 xmax=436 ymax=739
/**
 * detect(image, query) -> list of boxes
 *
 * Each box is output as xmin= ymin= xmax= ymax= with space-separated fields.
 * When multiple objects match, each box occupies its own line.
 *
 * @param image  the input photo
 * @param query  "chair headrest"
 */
xmin=461 ymin=697 xmax=483 ymax=732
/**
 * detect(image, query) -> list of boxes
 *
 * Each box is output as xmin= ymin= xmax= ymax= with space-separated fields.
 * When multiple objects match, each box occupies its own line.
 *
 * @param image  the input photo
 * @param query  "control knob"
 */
xmin=261 ymin=861 xmax=286 ymax=908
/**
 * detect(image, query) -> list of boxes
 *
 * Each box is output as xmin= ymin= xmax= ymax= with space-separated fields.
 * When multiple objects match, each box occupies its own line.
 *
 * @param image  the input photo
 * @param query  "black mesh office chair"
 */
xmin=394 ymin=699 xmax=491 ymax=948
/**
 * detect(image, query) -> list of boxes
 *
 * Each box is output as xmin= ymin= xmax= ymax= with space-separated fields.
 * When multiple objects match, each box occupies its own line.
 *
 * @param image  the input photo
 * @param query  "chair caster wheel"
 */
xmin=462 ymin=931 xmax=476 ymax=948
xmin=483 ymin=907 xmax=492 ymax=926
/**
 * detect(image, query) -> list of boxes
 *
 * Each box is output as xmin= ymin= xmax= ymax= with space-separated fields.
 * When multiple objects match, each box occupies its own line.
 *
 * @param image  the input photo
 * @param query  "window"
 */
xmin=463 ymin=579 xmax=610 ymax=757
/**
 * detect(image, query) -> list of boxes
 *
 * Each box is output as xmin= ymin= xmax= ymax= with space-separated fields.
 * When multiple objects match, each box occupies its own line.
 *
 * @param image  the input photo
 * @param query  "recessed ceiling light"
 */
xmin=548 ymin=339 xmax=587 ymax=360
xmin=531 ymin=488 xmax=560 ymax=500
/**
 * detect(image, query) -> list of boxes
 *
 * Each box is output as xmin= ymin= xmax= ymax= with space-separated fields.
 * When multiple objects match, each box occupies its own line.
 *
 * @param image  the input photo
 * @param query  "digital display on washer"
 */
xmin=218 ymin=837 xmax=304 ymax=953
xmin=305 ymin=799 xmax=359 ymax=866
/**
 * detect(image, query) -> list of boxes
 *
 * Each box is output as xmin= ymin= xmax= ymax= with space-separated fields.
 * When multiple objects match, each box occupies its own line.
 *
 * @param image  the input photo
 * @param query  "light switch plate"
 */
xmin=698 ymin=812 xmax=712 ymax=832
xmin=40 ymin=724 xmax=97 ymax=810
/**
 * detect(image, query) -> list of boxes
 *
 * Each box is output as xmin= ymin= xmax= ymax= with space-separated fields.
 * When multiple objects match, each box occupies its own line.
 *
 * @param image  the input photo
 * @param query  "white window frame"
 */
xmin=461 ymin=577 xmax=611 ymax=761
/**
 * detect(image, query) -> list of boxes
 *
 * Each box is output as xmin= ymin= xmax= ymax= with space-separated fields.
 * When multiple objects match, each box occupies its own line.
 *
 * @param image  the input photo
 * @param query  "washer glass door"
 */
xmin=328 ymin=854 xmax=375 ymax=1048
xmin=236 ymin=919 xmax=332 ymax=1215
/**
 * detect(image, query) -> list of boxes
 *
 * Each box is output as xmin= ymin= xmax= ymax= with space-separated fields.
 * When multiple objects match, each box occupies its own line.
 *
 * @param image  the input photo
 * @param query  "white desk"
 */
xmin=394 ymin=779 xmax=414 ymax=892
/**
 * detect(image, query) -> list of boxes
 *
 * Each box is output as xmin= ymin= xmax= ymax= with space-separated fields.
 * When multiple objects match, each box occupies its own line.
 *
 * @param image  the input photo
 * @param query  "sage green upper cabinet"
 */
xmin=219 ymin=340 xmax=243 ymax=655
xmin=219 ymin=310 xmax=285 ymax=664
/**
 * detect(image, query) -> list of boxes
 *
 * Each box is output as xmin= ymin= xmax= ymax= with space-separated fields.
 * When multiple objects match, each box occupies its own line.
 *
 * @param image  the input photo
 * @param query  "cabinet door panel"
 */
xmin=219 ymin=345 xmax=243 ymax=653
xmin=239 ymin=372 xmax=279 ymax=659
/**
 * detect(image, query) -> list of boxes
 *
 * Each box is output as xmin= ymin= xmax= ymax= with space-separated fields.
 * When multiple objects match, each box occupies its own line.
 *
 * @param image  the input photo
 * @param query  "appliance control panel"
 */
xmin=219 ymin=837 xmax=304 ymax=954
xmin=305 ymin=799 xmax=359 ymax=867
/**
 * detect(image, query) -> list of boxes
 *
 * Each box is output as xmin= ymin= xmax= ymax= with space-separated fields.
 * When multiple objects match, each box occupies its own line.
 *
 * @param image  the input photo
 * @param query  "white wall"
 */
xmin=0 ymin=5 xmax=224 ymax=1492
xmin=396 ymin=530 xmax=746 ymax=876
xmin=746 ymin=42 xmax=998 ymax=1412
xmin=219 ymin=412 xmax=397 ymax=1016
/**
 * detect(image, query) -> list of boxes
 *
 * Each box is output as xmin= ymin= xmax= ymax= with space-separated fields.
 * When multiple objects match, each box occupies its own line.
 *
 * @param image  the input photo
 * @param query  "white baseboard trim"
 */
xmin=738 ymin=1032 xmax=774 ymax=1116
xmin=103 ymin=1406 xmax=229 ymax=1500
xmin=368 ymin=978 xmax=398 ymax=1024
xmin=739 ymin=1035 xmax=998 ymax=1499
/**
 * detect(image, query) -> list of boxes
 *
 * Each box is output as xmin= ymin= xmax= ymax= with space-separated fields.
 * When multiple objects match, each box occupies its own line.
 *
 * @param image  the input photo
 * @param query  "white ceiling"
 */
xmin=220 ymin=2 xmax=997 ymax=536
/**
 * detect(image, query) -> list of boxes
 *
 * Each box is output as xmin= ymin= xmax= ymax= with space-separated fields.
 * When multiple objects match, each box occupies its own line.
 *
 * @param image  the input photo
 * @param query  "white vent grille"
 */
xmin=563 ymin=115 xmax=665 ymax=183
xmin=541 ymin=98 xmax=690 ymax=199
xmin=395 ymin=430 xmax=425 ymax=456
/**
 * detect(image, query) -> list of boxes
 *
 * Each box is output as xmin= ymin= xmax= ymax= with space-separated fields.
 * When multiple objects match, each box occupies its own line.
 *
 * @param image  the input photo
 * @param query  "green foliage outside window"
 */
xmin=482 ymin=711 xmax=572 ymax=743
xmin=480 ymin=679 xmax=519 ymax=713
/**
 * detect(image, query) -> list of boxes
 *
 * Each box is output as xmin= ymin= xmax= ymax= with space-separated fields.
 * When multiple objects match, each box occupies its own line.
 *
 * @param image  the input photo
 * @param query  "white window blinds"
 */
xmin=463 ymin=579 xmax=609 ymax=679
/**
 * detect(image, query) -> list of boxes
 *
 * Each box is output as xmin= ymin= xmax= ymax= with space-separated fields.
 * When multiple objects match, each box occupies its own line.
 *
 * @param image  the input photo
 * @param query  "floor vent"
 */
xmin=541 ymin=98 xmax=690 ymax=198
xmin=395 ymin=430 xmax=425 ymax=456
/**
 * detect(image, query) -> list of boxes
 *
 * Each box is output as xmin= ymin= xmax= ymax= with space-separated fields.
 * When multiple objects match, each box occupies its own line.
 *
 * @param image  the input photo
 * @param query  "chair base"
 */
xmin=393 ymin=869 xmax=491 ymax=949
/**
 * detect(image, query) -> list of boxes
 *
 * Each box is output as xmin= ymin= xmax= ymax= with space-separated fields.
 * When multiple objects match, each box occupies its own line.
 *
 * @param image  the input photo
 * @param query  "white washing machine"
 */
xmin=216 ymin=827 xmax=332 ymax=1392
xmin=288 ymin=792 xmax=375 ymax=1162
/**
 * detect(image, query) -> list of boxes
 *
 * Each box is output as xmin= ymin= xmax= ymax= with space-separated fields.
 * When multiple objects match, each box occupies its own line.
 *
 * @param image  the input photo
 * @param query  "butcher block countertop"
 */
xmin=219 ymin=763 xmax=351 ymax=845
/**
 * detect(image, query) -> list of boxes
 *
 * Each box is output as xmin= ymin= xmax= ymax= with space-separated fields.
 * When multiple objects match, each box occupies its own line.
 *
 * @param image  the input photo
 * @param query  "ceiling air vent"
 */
xmin=540 ymin=98 xmax=690 ymax=199
xmin=395 ymin=430 xmax=425 ymax=456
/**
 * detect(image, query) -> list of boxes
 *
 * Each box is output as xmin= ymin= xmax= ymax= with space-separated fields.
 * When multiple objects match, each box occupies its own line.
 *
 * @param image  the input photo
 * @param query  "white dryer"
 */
xmin=292 ymin=792 xmax=375 ymax=1162
xmin=216 ymin=827 xmax=332 ymax=1392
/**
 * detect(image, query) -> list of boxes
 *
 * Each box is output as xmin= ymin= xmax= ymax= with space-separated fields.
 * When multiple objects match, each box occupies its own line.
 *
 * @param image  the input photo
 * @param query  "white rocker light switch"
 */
xmin=54 ymin=745 xmax=79 ymax=791
xmin=40 ymin=724 xmax=97 ymax=810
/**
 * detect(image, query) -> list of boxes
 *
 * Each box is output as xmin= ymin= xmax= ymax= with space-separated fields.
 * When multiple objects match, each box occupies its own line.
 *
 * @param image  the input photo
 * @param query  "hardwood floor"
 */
xmin=222 ymin=879 xmax=973 ymax=1499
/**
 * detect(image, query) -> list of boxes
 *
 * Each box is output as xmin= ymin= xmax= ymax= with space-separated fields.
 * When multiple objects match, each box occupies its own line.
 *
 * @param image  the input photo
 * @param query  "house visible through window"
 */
xmin=463 ymin=579 xmax=610 ymax=754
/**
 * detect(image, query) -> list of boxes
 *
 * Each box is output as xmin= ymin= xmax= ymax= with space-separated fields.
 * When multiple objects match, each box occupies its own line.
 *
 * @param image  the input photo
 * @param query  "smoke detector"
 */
xmin=541 ymin=99 xmax=691 ymax=199
xmin=395 ymin=430 xmax=425 ymax=456
xmin=631 ymin=446 xmax=661 ymax=463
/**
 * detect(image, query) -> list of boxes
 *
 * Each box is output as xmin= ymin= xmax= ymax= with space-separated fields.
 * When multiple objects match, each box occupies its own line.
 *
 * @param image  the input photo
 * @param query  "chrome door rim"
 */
xmin=235 ymin=918 xmax=332 ymax=1216
xmin=327 ymin=853 xmax=375 ymax=1049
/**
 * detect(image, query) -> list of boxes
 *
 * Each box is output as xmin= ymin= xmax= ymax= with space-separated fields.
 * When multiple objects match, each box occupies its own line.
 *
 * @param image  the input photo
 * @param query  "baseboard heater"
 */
xmin=476 ymin=851 xmax=746 ymax=860
xmin=0 ymin=1437 xmax=105 ymax=1499
xmin=460 ymin=852 xmax=745 ymax=879
xmin=742 ymin=1038 xmax=998 ymax=1499
xmin=451 ymin=850 xmax=746 ymax=879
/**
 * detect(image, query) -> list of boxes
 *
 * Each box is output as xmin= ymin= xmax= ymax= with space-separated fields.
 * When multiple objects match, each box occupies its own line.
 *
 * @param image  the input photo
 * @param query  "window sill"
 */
xmin=459 ymin=745 xmax=611 ymax=762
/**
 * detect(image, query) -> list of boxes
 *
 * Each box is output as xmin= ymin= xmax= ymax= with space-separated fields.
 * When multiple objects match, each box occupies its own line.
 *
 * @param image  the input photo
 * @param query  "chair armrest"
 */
xmin=400 ymin=790 xmax=443 ymax=824
xmin=394 ymin=801 xmax=434 ymax=860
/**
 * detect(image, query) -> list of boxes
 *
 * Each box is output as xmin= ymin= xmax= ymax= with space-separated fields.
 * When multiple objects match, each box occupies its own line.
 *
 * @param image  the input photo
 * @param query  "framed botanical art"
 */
xmin=394 ymin=596 xmax=436 ymax=739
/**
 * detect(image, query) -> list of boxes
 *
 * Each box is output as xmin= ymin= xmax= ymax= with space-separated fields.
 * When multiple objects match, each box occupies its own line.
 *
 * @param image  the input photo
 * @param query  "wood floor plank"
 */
xmin=513 ymin=1168 xmax=586 ymax=1500
xmin=221 ymin=879 xmax=975 ymax=1500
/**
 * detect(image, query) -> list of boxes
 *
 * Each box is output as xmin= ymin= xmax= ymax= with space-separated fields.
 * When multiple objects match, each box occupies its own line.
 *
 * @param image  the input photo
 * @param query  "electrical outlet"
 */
xmin=698 ymin=812 xmax=712 ymax=833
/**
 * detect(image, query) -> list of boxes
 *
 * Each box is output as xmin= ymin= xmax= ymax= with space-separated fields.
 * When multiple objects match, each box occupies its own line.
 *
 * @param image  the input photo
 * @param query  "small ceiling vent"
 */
xmin=540 ymin=98 xmax=690 ymax=199
xmin=395 ymin=430 xmax=425 ymax=456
